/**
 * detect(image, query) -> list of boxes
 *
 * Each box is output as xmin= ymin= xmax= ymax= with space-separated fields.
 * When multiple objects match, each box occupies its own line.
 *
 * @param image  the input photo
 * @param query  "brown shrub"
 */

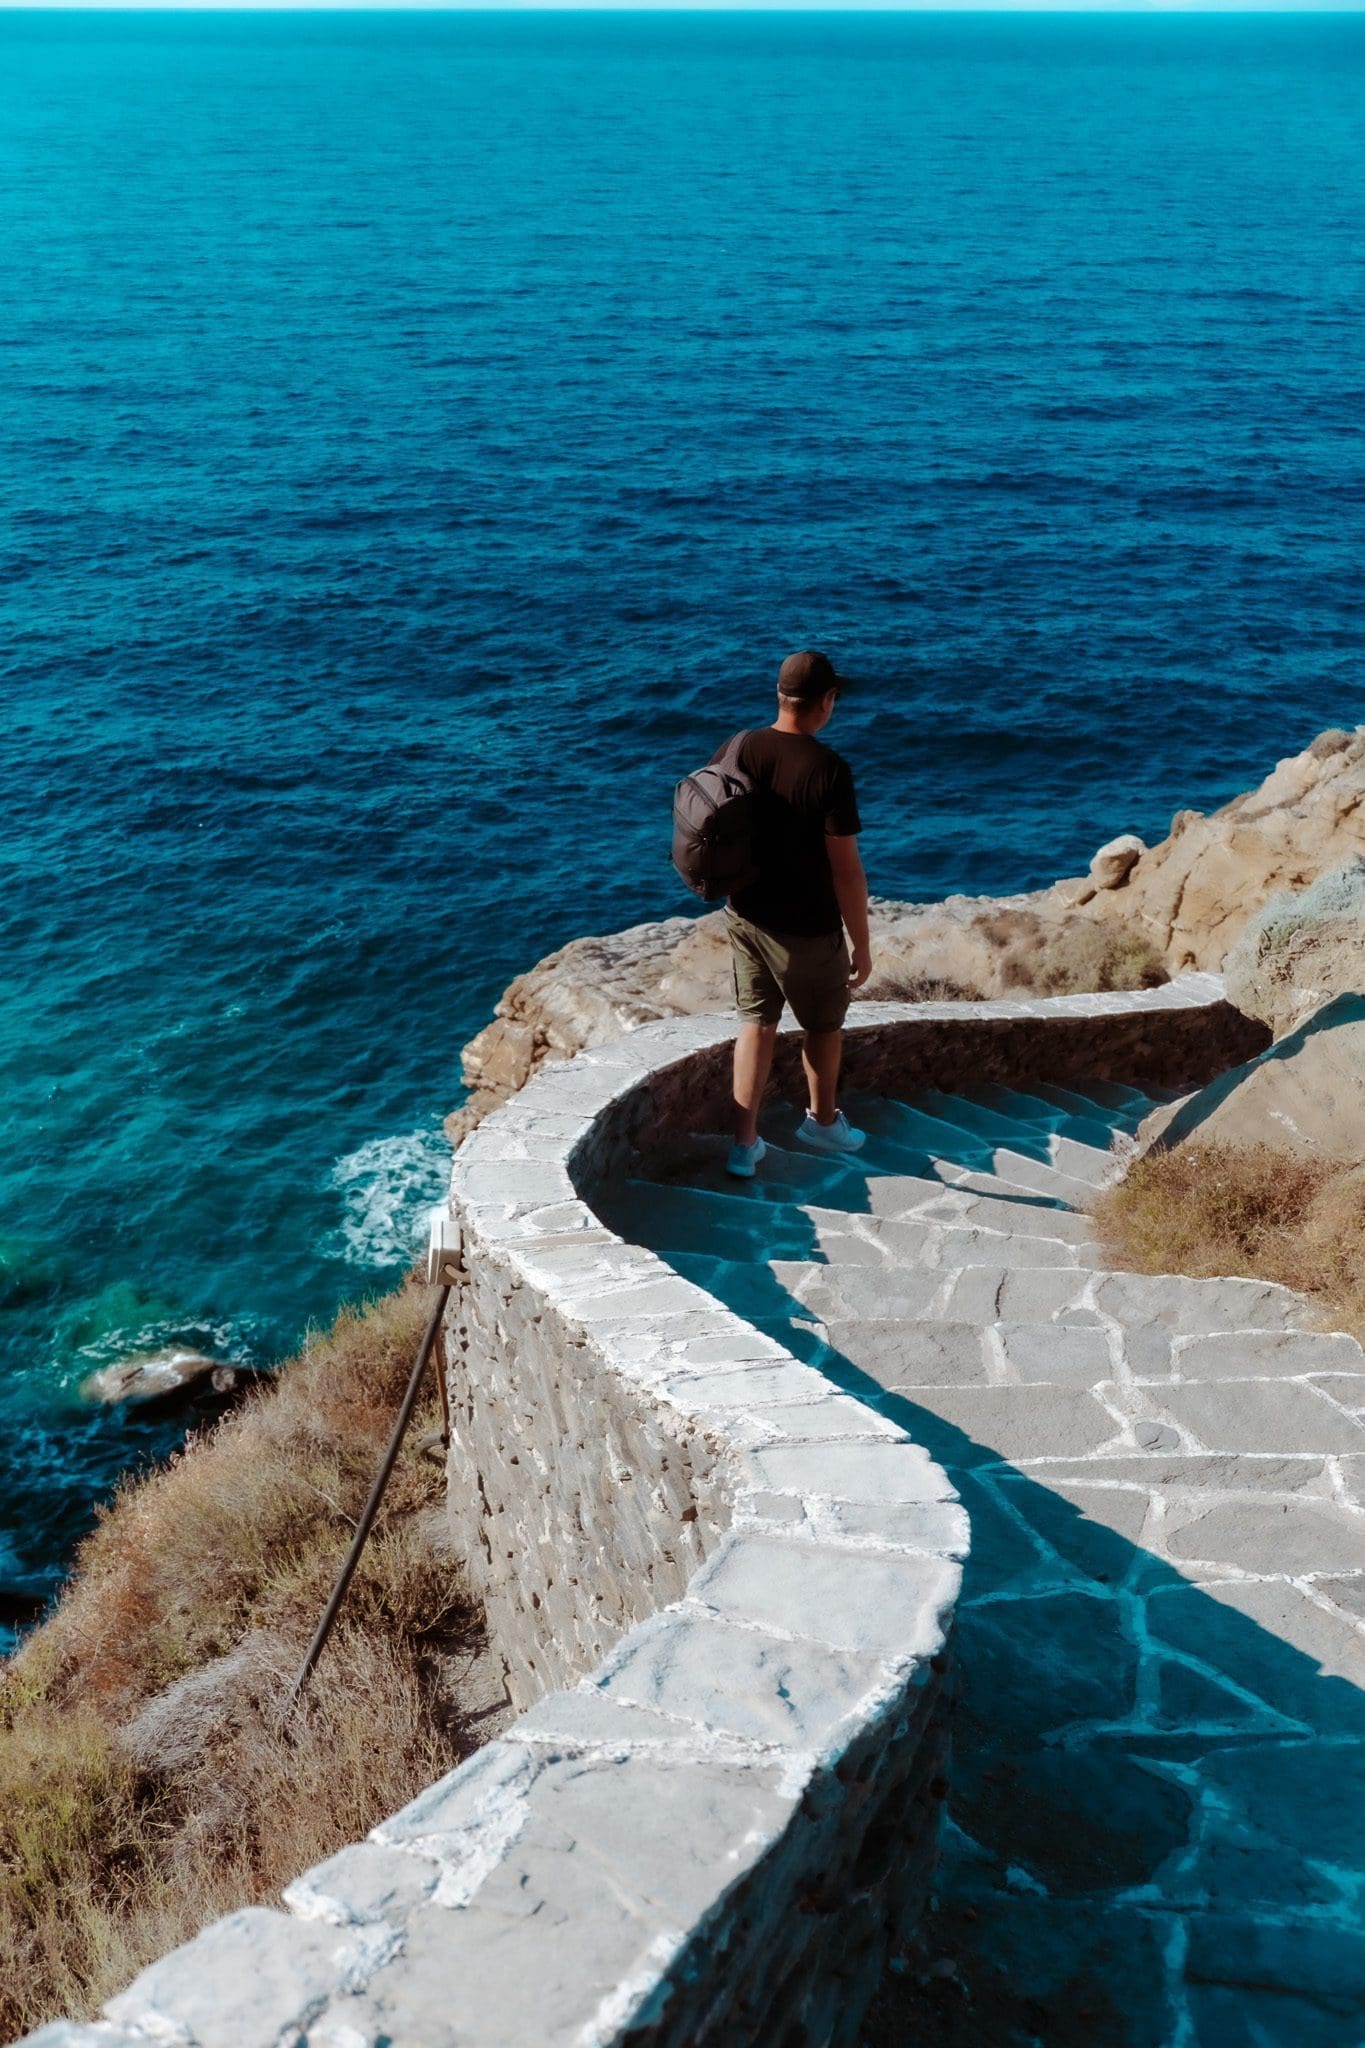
xmin=0 ymin=1276 xmax=480 ymax=2037
xmin=1092 ymin=1142 xmax=1365 ymax=1346
xmin=993 ymin=915 xmax=1166 ymax=997
xmin=856 ymin=972 xmax=981 ymax=1004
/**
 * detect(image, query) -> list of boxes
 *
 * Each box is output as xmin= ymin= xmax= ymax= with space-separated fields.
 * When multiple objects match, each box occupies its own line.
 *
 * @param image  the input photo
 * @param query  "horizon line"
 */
xmin=6 ymin=2 xmax=1365 ymax=12
xmin=6 ymin=4 xmax=1364 ymax=14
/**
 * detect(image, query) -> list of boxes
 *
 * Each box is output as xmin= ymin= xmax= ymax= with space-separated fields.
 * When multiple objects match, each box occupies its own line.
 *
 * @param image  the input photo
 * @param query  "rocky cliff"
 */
xmin=1077 ymin=726 xmax=1365 ymax=970
xmin=450 ymin=729 xmax=1365 ymax=1141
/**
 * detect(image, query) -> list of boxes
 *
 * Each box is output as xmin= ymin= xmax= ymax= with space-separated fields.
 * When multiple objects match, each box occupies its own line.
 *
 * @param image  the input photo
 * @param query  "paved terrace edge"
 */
xmin=22 ymin=973 xmax=1260 ymax=2048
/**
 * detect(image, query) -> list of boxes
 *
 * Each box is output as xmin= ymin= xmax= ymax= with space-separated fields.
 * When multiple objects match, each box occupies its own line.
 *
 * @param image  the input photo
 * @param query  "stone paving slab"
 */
xmin=1171 ymin=1329 xmax=1365 ymax=1380
xmin=1149 ymin=1378 xmax=1365 ymax=1455
xmin=868 ymin=1215 xmax=1100 ymax=1270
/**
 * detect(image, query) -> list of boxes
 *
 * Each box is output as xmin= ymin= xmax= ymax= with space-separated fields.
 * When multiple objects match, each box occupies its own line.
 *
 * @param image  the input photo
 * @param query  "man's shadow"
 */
xmin=597 ymin=1097 xmax=1365 ymax=2048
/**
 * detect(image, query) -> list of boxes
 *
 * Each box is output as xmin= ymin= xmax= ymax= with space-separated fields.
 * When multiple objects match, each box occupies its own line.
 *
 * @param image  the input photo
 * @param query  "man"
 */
xmin=718 ymin=649 xmax=872 ymax=1179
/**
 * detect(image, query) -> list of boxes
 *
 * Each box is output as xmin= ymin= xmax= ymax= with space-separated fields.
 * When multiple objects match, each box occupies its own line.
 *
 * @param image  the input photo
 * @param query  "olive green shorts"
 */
xmin=726 ymin=910 xmax=851 ymax=1034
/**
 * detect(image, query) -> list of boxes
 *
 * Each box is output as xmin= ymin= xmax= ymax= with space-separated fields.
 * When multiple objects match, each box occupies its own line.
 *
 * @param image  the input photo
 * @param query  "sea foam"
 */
xmin=325 ymin=1128 xmax=452 ymax=1271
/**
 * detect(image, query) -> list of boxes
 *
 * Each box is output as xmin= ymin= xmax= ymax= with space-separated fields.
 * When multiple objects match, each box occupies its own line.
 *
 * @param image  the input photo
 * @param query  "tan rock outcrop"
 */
xmin=1223 ymin=860 xmax=1365 ymax=1038
xmin=1082 ymin=728 xmax=1365 ymax=971
xmin=1141 ymin=993 xmax=1365 ymax=1167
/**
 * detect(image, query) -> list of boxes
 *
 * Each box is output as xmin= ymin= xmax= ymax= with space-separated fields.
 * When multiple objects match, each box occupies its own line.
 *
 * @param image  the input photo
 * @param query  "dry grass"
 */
xmin=1092 ymin=1141 xmax=1365 ymax=1346
xmin=981 ymin=910 xmax=1167 ymax=997
xmin=1 ymin=1277 xmax=480 ymax=2038
xmin=855 ymin=971 xmax=981 ymax=1004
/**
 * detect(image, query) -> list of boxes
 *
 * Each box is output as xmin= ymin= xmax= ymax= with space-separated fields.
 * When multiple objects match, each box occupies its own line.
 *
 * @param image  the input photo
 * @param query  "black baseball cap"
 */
xmin=776 ymin=649 xmax=849 ymax=702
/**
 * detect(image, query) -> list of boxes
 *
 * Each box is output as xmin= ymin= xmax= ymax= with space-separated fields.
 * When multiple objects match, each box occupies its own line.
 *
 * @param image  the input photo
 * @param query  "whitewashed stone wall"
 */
xmin=23 ymin=977 xmax=1263 ymax=2048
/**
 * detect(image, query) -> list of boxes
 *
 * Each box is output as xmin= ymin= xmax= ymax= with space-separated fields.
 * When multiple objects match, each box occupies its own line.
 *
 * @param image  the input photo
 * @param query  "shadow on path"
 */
xmin=600 ymin=1095 xmax=1365 ymax=2048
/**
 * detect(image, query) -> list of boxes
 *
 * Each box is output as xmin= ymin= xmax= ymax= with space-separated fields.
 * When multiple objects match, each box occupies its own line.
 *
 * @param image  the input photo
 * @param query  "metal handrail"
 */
xmin=286 ymin=1217 xmax=465 ymax=1711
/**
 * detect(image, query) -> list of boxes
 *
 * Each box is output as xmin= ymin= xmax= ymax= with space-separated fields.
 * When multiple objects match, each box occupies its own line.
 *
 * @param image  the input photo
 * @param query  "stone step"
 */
xmin=1169 ymin=1328 xmax=1365 ymax=1380
xmin=820 ymin=1317 xmax=1134 ymax=1391
xmin=597 ymin=1182 xmax=808 ymax=1263
xmin=787 ymin=1258 xmax=1101 ymax=1331
xmin=861 ymin=1144 xmax=1027 ymax=1200
xmin=767 ymin=1255 xmax=1314 ymax=1343
xmin=671 ymin=1252 xmax=827 ymax=1325
xmin=645 ymin=1134 xmax=1098 ymax=1230
xmin=958 ymin=1145 xmax=1112 ymax=1209
xmin=913 ymin=1088 xmax=1065 ymax=1153
xmin=1062 ymin=1077 xmax=1163 ymax=1114
xmin=859 ymin=1181 xmax=1100 ymax=1247
xmin=850 ymin=1096 xmax=1001 ymax=1168
xmin=1024 ymin=1080 xmax=1152 ymax=1128
xmin=721 ymin=1113 xmax=1096 ymax=1217
xmin=859 ymin=1213 xmax=1107 ymax=1272
xmin=655 ymin=1141 xmax=865 ymax=1208
xmin=627 ymin=1185 xmax=1105 ymax=1280
xmin=928 ymin=1162 xmax=1073 ymax=1213
xmin=615 ymin=1186 xmax=903 ymax=1269
xmin=1088 ymin=1269 xmax=1312 ymax=1337
xmin=919 ymin=1090 xmax=1124 ymax=1177
xmin=966 ymin=1080 xmax=1119 ymax=1141
xmin=850 ymin=1099 xmax=1104 ymax=1208
xmin=952 ymin=1084 xmax=1125 ymax=1157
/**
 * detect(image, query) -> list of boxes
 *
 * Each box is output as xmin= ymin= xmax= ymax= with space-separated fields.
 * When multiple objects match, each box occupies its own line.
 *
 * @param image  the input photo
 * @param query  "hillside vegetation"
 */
xmin=1093 ymin=1141 xmax=1365 ymax=1347
xmin=0 ymin=1276 xmax=478 ymax=2038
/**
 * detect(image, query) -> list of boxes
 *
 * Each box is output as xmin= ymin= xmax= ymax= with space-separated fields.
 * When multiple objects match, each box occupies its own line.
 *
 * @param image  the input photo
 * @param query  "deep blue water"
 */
xmin=2 ymin=10 xmax=1363 ymax=1616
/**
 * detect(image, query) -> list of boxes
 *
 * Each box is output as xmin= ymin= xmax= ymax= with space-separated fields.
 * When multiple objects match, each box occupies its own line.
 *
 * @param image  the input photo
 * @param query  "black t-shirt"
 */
xmin=712 ymin=727 xmax=861 ymax=938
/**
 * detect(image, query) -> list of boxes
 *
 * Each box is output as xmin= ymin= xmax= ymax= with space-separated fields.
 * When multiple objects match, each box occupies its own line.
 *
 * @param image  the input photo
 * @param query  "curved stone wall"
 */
xmin=25 ymin=975 xmax=1265 ymax=2048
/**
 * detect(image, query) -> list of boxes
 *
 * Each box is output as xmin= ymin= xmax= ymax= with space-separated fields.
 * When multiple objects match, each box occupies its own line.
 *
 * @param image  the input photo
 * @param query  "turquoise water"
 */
xmin=2 ymin=11 xmax=1363 ymax=1614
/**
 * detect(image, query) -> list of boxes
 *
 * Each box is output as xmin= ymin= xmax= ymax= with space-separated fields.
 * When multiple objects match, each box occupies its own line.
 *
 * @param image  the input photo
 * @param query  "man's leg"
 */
xmin=802 ymin=1027 xmax=843 ymax=1126
xmin=734 ymin=1020 xmax=780 ymax=1144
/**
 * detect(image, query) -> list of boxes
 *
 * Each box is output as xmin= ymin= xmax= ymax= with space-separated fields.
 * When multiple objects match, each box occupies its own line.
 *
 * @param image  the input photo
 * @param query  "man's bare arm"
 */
xmin=828 ymin=834 xmax=871 ymax=989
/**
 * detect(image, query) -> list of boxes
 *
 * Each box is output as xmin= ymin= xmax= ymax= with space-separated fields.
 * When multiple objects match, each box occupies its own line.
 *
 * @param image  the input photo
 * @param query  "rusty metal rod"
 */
xmin=287 ymin=1281 xmax=452 ymax=1711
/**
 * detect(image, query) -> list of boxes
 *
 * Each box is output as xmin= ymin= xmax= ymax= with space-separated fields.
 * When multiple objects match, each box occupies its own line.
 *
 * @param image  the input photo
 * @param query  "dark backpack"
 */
xmin=671 ymin=733 xmax=759 ymax=901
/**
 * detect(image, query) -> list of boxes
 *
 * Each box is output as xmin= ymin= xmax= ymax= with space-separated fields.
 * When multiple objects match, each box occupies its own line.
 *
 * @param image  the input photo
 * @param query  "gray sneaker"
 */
xmin=726 ymin=1136 xmax=767 ymax=1179
xmin=796 ymin=1111 xmax=865 ymax=1155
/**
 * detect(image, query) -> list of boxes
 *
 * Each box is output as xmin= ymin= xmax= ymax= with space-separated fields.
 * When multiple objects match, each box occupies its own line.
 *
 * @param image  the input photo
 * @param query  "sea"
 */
xmin=2 ymin=9 xmax=1363 ymax=1627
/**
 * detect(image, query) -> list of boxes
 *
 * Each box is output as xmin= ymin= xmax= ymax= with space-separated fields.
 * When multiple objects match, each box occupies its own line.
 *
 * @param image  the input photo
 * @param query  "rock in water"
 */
xmin=1142 ymin=992 xmax=1365 ymax=1166
xmin=0 ymin=1587 xmax=46 ymax=1629
xmin=81 ymin=1348 xmax=262 ymax=1418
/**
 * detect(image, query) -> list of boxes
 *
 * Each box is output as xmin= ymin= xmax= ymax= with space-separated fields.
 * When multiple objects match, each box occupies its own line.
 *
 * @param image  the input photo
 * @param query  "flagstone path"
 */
xmin=596 ymin=1080 xmax=1365 ymax=2048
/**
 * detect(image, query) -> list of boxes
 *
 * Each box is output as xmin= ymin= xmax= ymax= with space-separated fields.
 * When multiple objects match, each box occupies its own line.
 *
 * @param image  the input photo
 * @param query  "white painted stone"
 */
xmin=722 ymin=1396 xmax=908 ymax=1449
xmin=284 ymin=1843 xmax=441 ymax=1928
xmin=690 ymin=1533 xmax=960 ymax=1662
xmin=508 ymin=1681 xmax=725 ymax=1753
xmin=372 ymin=1742 xmax=536 ymax=1872
xmin=745 ymin=1440 xmax=956 ymax=1504
xmin=104 ymin=1909 xmax=399 ymax=2048
xmin=657 ymin=1361 xmax=838 ymax=1411
xmin=804 ymin=1497 xmax=972 ymax=1557
xmin=594 ymin=1607 xmax=895 ymax=1753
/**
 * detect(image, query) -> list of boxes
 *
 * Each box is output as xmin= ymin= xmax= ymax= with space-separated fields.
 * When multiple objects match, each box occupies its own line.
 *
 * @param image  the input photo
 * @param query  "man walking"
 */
xmin=719 ymin=650 xmax=872 ymax=1179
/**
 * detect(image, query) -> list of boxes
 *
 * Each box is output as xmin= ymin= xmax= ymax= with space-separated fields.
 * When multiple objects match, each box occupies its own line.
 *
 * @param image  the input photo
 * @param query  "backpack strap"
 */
xmin=717 ymin=729 xmax=753 ymax=779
